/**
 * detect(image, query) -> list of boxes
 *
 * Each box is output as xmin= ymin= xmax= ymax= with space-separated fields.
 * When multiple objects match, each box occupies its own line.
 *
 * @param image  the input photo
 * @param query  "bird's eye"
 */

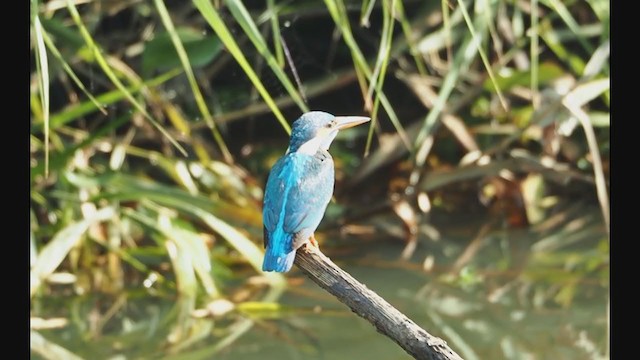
xmin=326 ymin=121 xmax=335 ymax=128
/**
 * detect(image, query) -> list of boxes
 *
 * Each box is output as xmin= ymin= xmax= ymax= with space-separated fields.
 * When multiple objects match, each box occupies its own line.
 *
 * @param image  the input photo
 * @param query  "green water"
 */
xmin=31 ymin=206 xmax=608 ymax=360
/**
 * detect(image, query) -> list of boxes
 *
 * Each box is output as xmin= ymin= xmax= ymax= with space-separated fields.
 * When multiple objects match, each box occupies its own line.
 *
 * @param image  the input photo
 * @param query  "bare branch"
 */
xmin=294 ymin=244 xmax=464 ymax=360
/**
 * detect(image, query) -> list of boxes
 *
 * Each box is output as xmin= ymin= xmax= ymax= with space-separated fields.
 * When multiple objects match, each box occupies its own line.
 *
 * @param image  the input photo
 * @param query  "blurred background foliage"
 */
xmin=30 ymin=0 xmax=609 ymax=359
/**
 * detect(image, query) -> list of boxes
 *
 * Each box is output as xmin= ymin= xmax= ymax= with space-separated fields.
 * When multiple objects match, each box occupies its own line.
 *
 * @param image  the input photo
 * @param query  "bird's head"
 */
xmin=287 ymin=111 xmax=370 ymax=155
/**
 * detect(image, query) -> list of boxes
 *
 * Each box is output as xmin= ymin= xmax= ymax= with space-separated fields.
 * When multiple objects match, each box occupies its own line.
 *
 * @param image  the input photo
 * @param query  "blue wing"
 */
xmin=262 ymin=152 xmax=334 ymax=272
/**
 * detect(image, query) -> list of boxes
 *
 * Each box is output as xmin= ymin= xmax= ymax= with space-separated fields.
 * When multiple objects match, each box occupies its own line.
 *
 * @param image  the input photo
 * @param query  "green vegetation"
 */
xmin=30 ymin=0 xmax=609 ymax=358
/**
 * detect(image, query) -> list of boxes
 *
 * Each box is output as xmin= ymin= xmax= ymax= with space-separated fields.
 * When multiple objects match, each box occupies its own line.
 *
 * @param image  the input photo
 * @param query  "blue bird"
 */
xmin=262 ymin=111 xmax=370 ymax=272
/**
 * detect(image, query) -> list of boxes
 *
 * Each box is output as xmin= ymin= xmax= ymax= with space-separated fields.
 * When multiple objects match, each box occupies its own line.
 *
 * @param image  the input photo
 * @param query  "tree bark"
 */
xmin=294 ymin=244 xmax=464 ymax=360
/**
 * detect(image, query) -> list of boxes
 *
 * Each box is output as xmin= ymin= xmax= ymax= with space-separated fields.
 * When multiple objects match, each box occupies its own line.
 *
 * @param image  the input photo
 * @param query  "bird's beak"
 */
xmin=334 ymin=116 xmax=371 ymax=130
xmin=308 ymin=115 xmax=370 ymax=153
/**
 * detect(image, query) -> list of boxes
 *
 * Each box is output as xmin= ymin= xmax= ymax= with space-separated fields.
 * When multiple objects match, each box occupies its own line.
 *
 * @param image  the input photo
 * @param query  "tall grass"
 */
xmin=30 ymin=0 xmax=609 ymax=357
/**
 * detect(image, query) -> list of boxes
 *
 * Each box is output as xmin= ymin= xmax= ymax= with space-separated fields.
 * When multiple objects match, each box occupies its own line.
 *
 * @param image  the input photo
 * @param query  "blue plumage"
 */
xmin=262 ymin=152 xmax=333 ymax=272
xmin=262 ymin=111 xmax=370 ymax=272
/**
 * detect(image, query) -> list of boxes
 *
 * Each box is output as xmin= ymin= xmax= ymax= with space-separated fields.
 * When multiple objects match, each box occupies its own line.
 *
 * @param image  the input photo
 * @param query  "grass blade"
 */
xmin=562 ymin=78 xmax=610 ymax=236
xmin=30 ymin=114 xmax=130 ymax=182
xmin=31 ymin=68 xmax=181 ymax=134
xmin=366 ymin=0 xmax=394 ymax=108
xmin=30 ymin=209 xmax=39 ymax=267
xmin=32 ymin=11 xmax=50 ymax=177
xmin=416 ymin=6 xmax=465 ymax=54
xmin=224 ymin=0 xmax=309 ymax=113
xmin=413 ymin=30 xmax=484 ymax=177
xmin=165 ymin=224 xmax=220 ymax=298
xmin=360 ymin=0 xmax=377 ymax=26
xmin=64 ymin=0 xmax=187 ymax=156
xmin=365 ymin=0 xmax=396 ymax=155
xmin=30 ymin=207 xmax=115 ymax=297
xmin=166 ymin=238 xmax=198 ymax=297
xmin=266 ymin=0 xmax=284 ymax=67
xmin=442 ymin=0 xmax=453 ymax=62
xmin=41 ymin=29 xmax=107 ymax=116
xmin=395 ymin=0 xmax=428 ymax=76
xmin=583 ymin=40 xmax=610 ymax=79
xmin=193 ymin=0 xmax=291 ymax=134
xmin=565 ymin=78 xmax=610 ymax=107
xmin=187 ymin=206 xmax=285 ymax=287
xmin=323 ymin=0 xmax=411 ymax=150
xmin=83 ymin=173 xmax=285 ymax=287
xmin=541 ymin=0 xmax=594 ymax=53
xmin=125 ymin=208 xmax=219 ymax=298
xmin=531 ymin=0 xmax=540 ymax=107
xmin=154 ymin=0 xmax=233 ymax=163
xmin=458 ymin=0 xmax=507 ymax=111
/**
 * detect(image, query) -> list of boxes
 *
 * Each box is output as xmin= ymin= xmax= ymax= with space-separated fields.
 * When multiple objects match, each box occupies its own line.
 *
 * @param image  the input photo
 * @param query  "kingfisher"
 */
xmin=262 ymin=111 xmax=370 ymax=272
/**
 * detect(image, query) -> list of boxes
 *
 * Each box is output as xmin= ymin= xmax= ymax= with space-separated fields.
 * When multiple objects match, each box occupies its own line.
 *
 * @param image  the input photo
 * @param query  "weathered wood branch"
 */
xmin=294 ymin=244 xmax=464 ymax=360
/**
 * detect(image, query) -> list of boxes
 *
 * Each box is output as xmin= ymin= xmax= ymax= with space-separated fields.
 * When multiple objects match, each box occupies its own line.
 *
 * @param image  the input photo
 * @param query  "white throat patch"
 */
xmin=292 ymin=128 xmax=339 ymax=155
xmin=295 ymin=136 xmax=324 ymax=155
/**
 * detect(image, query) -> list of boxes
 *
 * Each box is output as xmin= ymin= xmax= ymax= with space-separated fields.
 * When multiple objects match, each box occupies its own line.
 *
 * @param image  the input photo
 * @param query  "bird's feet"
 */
xmin=309 ymin=233 xmax=319 ymax=248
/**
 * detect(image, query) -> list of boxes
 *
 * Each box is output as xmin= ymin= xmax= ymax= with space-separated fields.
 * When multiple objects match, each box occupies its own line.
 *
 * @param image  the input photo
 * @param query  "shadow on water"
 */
xmin=31 ymin=202 xmax=608 ymax=360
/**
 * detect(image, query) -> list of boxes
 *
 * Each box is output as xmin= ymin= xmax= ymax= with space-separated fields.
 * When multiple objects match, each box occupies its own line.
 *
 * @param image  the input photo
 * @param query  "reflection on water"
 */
xmin=31 ymin=205 xmax=608 ymax=360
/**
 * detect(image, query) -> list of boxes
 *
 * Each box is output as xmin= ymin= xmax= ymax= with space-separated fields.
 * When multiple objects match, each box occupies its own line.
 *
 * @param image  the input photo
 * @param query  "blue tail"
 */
xmin=262 ymin=244 xmax=296 ymax=272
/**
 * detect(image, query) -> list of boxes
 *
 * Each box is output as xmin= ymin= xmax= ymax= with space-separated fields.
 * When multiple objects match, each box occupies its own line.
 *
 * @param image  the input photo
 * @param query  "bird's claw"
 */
xmin=309 ymin=234 xmax=319 ymax=248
